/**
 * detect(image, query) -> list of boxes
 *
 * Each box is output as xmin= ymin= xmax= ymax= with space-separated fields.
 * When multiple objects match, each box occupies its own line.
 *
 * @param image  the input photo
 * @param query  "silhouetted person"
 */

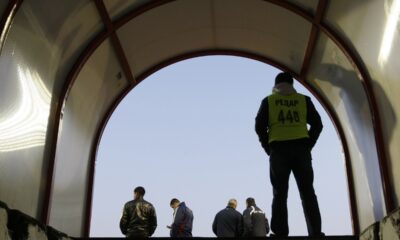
xmin=119 ymin=186 xmax=157 ymax=238
xmin=242 ymin=197 xmax=269 ymax=237
xmin=212 ymin=199 xmax=243 ymax=237
xmin=255 ymin=72 xmax=324 ymax=237
xmin=169 ymin=198 xmax=193 ymax=237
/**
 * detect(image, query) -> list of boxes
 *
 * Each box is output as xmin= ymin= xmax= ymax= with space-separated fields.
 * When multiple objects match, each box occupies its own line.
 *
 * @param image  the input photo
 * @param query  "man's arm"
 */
xmin=265 ymin=216 xmax=270 ymax=234
xmin=119 ymin=205 xmax=129 ymax=235
xmin=242 ymin=209 xmax=252 ymax=236
xmin=306 ymin=97 xmax=323 ymax=149
xmin=212 ymin=214 xmax=218 ymax=236
xmin=149 ymin=205 xmax=157 ymax=236
xmin=237 ymin=214 xmax=244 ymax=237
xmin=255 ymin=98 xmax=270 ymax=155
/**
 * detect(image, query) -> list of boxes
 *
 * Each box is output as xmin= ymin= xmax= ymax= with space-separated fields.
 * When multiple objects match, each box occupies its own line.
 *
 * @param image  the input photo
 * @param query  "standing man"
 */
xmin=169 ymin=198 xmax=194 ymax=237
xmin=242 ymin=197 xmax=269 ymax=237
xmin=212 ymin=199 xmax=243 ymax=237
xmin=255 ymin=72 xmax=324 ymax=237
xmin=119 ymin=186 xmax=157 ymax=238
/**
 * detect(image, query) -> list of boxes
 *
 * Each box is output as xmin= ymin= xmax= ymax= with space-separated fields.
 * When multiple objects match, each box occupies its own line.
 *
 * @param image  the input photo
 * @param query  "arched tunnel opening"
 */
xmin=90 ymin=56 xmax=352 ymax=237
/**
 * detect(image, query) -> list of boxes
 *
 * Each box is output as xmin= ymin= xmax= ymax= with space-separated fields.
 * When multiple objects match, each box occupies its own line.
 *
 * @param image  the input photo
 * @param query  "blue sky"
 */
xmin=90 ymin=56 xmax=352 ymax=237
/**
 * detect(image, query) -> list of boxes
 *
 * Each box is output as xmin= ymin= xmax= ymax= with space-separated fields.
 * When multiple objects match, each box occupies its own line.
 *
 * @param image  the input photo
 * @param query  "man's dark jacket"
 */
xmin=243 ymin=205 xmax=269 ymax=237
xmin=119 ymin=197 xmax=157 ymax=237
xmin=212 ymin=207 xmax=243 ymax=237
xmin=170 ymin=202 xmax=194 ymax=237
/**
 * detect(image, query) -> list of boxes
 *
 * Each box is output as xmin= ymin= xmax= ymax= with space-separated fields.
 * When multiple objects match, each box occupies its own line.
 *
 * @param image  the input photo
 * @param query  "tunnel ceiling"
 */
xmin=1 ymin=0 xmax=399 ymax=237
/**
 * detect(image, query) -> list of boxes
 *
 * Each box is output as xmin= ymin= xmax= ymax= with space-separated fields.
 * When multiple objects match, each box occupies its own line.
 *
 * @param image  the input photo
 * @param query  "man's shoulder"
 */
xmin=243 ymin=207 xmax=251 ymax=215
xmin=183 ymin=205 xmax=193 ymax=214
xmin=142 ymin=198 xmax=153 ymax=204
xmin=296 ymin=93 xmax=311 ymax=100
xmin=125 ymin=199 xmax=135 ymax=205
xmin=253 ymin=206 xmax=266 ymax=215
xmin=258 ymin=96 xmax=270 ymax=107
xmin=265 ymin=93 xmax=308 ymax=100
xmin=234 ymin=209 xmax=243 ymax=217
xmin=228 ymin=207 xmax=242 ymax=216
xmin=186 ymin=207 xmax=194 ymax=217
xmin=123 ymin=199 xmax=136 ymax=209
xmin=140 ymin=199 xmax=155 ymax=208
xmin=216 ymin=208 xmax=228 ymax=216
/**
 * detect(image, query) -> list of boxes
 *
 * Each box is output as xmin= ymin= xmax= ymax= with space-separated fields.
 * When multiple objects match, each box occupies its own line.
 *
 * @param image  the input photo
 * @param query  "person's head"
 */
xmin=227 ymin=199 xmax=237 ymax=209
xmin=246 ymin=197 xmax=256 ymax=208
xmin=275 ymin=72 xmax=294 ymax=85
xmin=133 ymin=186 xmax=145 ymax=199
xmin=170 ymin=198 xmax=180 ymax=209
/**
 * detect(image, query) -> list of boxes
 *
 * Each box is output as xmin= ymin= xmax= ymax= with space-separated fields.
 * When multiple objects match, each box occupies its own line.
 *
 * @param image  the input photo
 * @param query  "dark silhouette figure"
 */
xmin=255 ymin=72 xmax=324 ymax=237
xmin=119 ymin=186 xmax=157 ymax=238
xmin=212 ymin=199 xmax=243 ymax=237
xmin=243 ymin=197 xmax=270 ymax=237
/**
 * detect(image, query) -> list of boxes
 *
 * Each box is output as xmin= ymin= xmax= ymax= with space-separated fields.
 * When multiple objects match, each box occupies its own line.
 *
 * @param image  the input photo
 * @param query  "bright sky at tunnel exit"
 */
xmin=90 ymin=56 xmax=352 ymax=237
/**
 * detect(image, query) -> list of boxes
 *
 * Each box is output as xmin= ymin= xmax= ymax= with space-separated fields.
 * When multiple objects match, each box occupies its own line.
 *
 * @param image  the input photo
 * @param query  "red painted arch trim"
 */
xmin=113 ymin=0 xmax=177 ymax=29
xmin=94 ymin=0 xmax=136 ymax=85
xmin=300 ymin=0 xmax=327 ymax=78
xmin=40 ymin=28 xmax=111 ymax=225
xmin=83 ymin=77 xmax=133 ymax=238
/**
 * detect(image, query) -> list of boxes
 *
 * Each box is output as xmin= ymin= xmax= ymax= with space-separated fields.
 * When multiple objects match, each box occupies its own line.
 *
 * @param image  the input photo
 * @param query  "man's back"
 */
xmin=212 ymin=207 xmax=243 ymax=237
xmin=243 ymin=205 xmax=269 ymax=237
xmin=120 ymin=198 xmax=157 ymax=237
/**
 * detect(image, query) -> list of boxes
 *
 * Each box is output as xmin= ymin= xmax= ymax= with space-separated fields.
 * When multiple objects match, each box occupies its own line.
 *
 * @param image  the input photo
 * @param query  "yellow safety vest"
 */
xmin=268 ymin=93 xmax=309 ymax=143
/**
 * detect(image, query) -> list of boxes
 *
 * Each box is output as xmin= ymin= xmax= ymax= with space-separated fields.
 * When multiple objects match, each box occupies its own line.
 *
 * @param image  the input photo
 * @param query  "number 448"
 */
xmin=278 ymin=110 xmax=300 ymax=124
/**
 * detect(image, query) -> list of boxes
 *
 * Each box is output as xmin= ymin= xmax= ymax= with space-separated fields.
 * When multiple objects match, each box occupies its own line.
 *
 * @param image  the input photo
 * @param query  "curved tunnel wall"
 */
xmin=0 ymin=0 xmax=399 ymax=237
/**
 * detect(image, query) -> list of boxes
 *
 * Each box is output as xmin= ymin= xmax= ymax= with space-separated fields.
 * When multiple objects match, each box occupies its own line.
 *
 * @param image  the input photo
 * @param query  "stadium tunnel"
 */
xmin=0 ymin=0 xmax=399 ymax=238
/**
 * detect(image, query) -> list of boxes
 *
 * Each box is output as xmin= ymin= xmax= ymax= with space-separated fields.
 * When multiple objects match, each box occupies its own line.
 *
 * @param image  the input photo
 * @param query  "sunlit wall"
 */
xmin=0 ymin=3 xmax=53 ymax=218
xmin=0 ymin=0 xmax=102 ymax=222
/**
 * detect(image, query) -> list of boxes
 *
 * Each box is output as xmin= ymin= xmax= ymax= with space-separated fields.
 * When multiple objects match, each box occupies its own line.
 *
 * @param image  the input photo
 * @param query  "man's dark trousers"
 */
xmin=269 ymin=141 xmax=322 ymax=236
